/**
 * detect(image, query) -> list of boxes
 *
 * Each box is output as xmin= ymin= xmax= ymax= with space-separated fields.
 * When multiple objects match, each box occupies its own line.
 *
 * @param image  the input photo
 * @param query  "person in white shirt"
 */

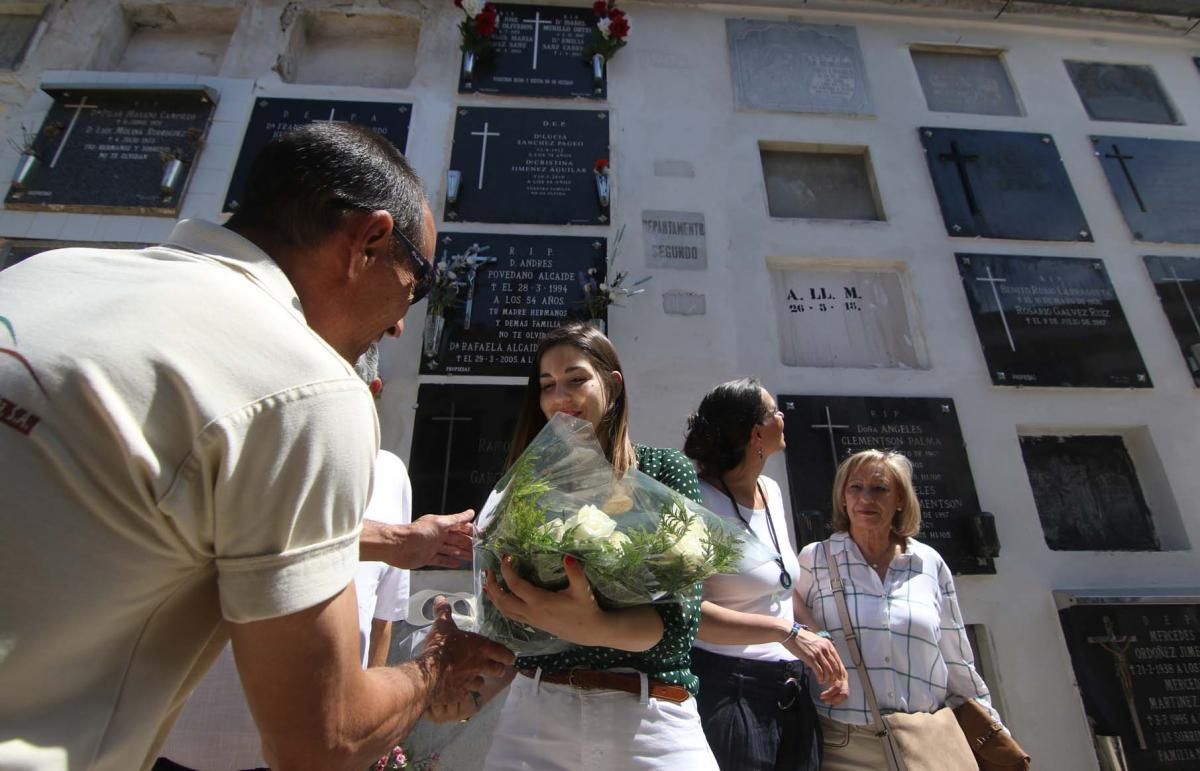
xmin=683 ymin=377 xmax=848 ymax=771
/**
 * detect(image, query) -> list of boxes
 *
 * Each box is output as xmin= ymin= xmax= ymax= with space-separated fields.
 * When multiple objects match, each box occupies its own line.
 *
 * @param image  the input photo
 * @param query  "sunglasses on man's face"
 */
xmin=391 ymin=225 xmax=434 ymax=305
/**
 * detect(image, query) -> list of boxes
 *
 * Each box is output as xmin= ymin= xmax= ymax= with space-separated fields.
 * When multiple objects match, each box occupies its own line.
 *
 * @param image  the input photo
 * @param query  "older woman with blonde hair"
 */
xmin=794 ymin=449 xmax=1006 ymax=769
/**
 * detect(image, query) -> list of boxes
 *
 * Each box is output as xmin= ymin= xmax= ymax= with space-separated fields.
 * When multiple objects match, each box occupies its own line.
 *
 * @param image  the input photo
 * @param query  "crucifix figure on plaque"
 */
xmin=975 ymin=264 xmax=1016 ymax=352
xmin=528 ymin=11 xmax=552 ymax=70
xmin=1104 ymin=144 xmax=1146 ymax=213
xmin=471 ymin=122 xmax=501 ymax=190
xmin=49 ymin=95 xmax=99 ymax=168
xmin=939 ymin=140 xmax=981 ymax=215
xmin=461 ymin=248 xmax=496 ymax=331
xmin=810 ymin=405 xmax=849 ymax=471
xmin=432 ymin=402 xmax=474 ymax=514
xmin=1087 ymin=615 xmax=1148 ymax=751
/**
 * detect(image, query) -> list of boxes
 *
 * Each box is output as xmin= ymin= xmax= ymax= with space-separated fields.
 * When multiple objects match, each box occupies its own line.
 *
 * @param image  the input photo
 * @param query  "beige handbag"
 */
xmin=821 ymin=541 xmax=978 ymax=771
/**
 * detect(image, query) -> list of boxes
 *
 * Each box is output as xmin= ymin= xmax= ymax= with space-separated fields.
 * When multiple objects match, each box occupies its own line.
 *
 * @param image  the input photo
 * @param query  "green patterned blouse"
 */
xmin=516 ymin=444 xmax=704 ymax=694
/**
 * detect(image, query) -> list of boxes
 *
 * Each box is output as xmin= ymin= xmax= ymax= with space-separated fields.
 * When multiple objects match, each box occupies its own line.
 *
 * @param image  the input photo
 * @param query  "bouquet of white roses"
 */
xmin=472 ymin=414 xmax=776 ymax=655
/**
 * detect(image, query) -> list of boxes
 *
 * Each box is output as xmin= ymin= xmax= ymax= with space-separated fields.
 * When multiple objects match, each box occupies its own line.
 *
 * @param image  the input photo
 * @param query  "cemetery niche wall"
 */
xmin=420 ymin=233 xmax=605 ymax=376
xmin=1066 ymin=61 xmax=1179 ymax=125
xmin=760 ymin=148 xmax=882 ymax=221
xmin=6 ymin=85 xmax=217 ymax=216
xmin=1143 ymin=255 xmax=1200 ymax=386
xmin=910 ymin=47 xmax=1022 ymax=117
xmin=780 ymin=394 xmax=994 ymax=574
xmin=223 ymin=97 xmax=412 ymax=213
xmin=1092 ymin=137 xmax=1200 ymax=244
xmin=920 ymin=127 xmax=1091 ymax=242
xmin=956 ymin=253 xmax=1150 ymax=388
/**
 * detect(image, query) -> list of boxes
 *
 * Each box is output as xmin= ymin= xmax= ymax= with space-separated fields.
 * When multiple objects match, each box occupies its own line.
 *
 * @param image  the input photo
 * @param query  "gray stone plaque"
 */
xmin=761 ymin=150 xmax=881 ymax=220
xmin=642 ymin=210 xmax=706 ymax=270
xmin=653 ymin=159 xmax=694 ymax=178
xmin=773 ymin=268 xmax=924 ymax=368
xmin=727 ymin=20 xmax=873 ymax=115
xmin=1066 ymin=61 xmax=1179 ymax=125
xmin=911 ymin=49 xmax=1021 ymax=116
xmin=663 ymin=291 xmax=705 ymax=316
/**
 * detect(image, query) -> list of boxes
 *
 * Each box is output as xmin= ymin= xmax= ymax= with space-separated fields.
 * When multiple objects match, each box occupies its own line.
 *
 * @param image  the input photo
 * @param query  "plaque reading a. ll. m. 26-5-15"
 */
xmin=780 ymin=394 xmax=993 ymax=575
xmin=1144 ymin=256 xmax=1200 ymax=387
xmin=223 ymin=97 xmax=411 ymax=213
xmin=957 ymin=253 xmax=1151 ymax=388
xmin=445 ymin=107 xmax=609 ymax=226
xmin=1092 ymin=136 xmax=1200 ymax=245
xmin=5 ymin=85 xmax=216 ymax=216
xmin=460 ymin=4 xmax=603 ymax=99
xmin=420 ymin=232 xmax=605 ymax=376
xmin=920 ymin=127 xmax=1092 ymax=242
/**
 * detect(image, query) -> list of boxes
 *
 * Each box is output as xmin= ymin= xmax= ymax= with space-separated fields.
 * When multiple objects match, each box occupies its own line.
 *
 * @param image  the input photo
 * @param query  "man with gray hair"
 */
xmin=0 ymin=123 xmax=513 ymax=771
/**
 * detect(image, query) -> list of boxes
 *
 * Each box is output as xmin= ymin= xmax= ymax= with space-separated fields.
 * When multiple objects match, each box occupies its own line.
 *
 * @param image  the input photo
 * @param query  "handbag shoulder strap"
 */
xmin=822 ymin=539 xmax=887 ymax=733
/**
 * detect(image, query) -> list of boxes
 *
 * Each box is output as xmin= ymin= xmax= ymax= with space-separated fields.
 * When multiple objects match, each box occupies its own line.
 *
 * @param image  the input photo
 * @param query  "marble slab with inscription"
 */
xmin=1144 ymin=256 xmax=1200 ymax=387
xmin=760 ymin=150 xmax=881 ymax=220
xmin=5 ymin=85 xmax=216 ymax=216
xmin=921 ymin=127 xmax=1091 ymax=241
xmin=773 ymin=268 xmax=924 ymax=369
xmin=911 ymin=49 xmax=1021 ymax=117
xmin=223 ymin=97 xmax=411 ymax=213
xmin=1067 ymin=61 xmax=1179 ymax=125
xmin=726 ymin=20 xmax=873 ymax=115
xmin=420 ymin=233 xmax=604 ymax=376
xmin=642 ymin=210 xmax=706 ymax=270
xmin=445 ymin=107 xmax=609 ymax=225
xmin=779 ymin=394 xmax=992 ymax=574
xmin=460 ymin=3 xmax=600 ymax=99
xmin=1092 ymin=137 xmax=1200 ymax=244
xmin=957 ymin=253 xmax=1150 ymax=388
xmin=1059 ymin=599 xmax=1200 ymax=770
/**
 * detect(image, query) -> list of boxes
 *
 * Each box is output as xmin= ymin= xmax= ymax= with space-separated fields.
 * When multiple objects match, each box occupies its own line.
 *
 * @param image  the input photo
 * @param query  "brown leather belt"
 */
xmin=517 ymin=668 xmax=690 ymax=704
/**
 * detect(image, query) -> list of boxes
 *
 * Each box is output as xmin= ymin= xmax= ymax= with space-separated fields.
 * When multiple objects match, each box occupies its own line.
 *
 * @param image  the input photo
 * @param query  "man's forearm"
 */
xmin=359 ymin=518 xmax=406 ymax=566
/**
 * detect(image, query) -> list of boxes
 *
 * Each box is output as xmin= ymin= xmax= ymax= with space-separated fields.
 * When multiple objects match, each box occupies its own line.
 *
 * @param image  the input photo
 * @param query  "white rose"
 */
xmin=536 ymin=518 xmax=567 ymax=542
xmin=606 ymin=531 xmax=630 ymax=550
xmin=668 ymin=517 xmax=709 ymax=569
xmin=561 ymin=504 xmax=618 ymax=543
xmin=597 ymin=17 xmax=612 ymax=39
xmin=463 ymin=0 xmax=485 ymax=17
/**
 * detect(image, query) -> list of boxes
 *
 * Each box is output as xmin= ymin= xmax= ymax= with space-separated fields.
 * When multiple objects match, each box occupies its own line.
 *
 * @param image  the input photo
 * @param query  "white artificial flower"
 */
xmin=668 ymin=516 xmax=710 ymax=569
xmin=437 ymin=260 xmax=448 ymax=271
xmin=463 ymin=0 xmax=485 ymax=18
xmin=561 ymin=504 xmax=618 ymax=542
xmin=606 ymin=531 xmax=630 ymax=550
xmin=446 ymin=271 xmax=458 ymax=280
xmin=536 ymin=518 xmax=567 ymax=542
xmin=598 ymin=283 xmax=608 ymax=291
xmin=597 ymin=17 xmax=612 ymax=39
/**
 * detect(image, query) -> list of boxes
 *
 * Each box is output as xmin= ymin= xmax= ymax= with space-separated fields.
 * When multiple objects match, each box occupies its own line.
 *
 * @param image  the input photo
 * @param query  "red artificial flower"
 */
xmin=475 ymin=6 xmax=497 ymax=35
xmin=595 ymin=158 xmax=610 ymax=173
xmin=608 ymin=14 xmax=629 ymax=38
xmin=592 ymin=1 xmax=607 ymax=16
xmin=607 ymin=8 xmax=625 ymax=21
xmin=454 ymin=0 xmax=463 ymax=7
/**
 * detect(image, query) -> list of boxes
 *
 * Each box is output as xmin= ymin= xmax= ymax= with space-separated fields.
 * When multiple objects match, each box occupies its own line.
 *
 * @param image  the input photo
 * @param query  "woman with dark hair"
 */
xmin=479 ymin=322 xmax=719 ymax=771
xmin=683 ymin=378 xmax=848 ymax=771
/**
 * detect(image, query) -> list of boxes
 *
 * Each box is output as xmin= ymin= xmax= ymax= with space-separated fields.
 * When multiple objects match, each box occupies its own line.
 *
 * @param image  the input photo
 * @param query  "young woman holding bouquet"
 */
xmin=479 ymin=321 xmax=720 ymax=771
xmin=683 ymin=378 xmax=849 ymax=771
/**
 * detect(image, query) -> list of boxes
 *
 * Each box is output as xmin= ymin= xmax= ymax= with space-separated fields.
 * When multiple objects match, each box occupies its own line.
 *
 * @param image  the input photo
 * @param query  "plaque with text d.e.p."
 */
xmin=5 ymin=85 xmax=216 ymax=216
xmin=1093 ymin=137 xmax=1200 ymax=245
xmin=223 ymin=97 xmax=411 ymax=213
xmin=459 ymin=4 xmax=602 ymax=99
xmin=779 ymin=395 xmax=992 ymax=574
xmin=420 ymin=233 xmax=605 ymax=376
xmin=408 ymin=383 xmax=525 ymax=528
xmin=445 ymin=107 xmax=609 ymax=225
xmin=1144 ymin=256 xmax=1200 ymax=387
xmin=1059 ymin=599 xmax=1200 ymax=770
xmin=0 ymin=239 xmax=144 ymax=271
xmin=920 ymin=127 xmax=1092 ymax=241
xmin=957 ymin=253 xmax=1150 ymax=388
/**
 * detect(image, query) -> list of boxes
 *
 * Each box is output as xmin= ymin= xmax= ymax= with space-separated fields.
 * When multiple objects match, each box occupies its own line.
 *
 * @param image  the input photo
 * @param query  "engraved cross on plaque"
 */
xmin=471 ymin=122 xmax=501 ymax=190
xmin=1087 ymin=616 xmax=1148 ymax=751
xmin=1104 ymin=144 xmax=1146 ymax=213
xmin=939 ymin=140 xmax=981 ymax=215
xmin=1167 ymin=266 xmax=1200 ymax=337
xmin=50 ymin=95 xmax=99 ymax=169
xmin=312 ymin=108 xmax=339 ymax=123
xmin=811 ymin=406 xmax=849 ymax=470
xmin=528 ymin=11 xmax=552 ymax=70
xmin=432 ymin=402 xmax=474 ymax=513
xmin=976 ymin=265 xmax=1016 ymax=352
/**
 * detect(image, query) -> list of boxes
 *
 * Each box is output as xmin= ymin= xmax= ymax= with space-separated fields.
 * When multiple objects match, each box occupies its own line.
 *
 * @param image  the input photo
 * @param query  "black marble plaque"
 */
xmin=5 ymin=85 xmax=216 ymax=215
xmin=445 ymin=106 xmax=609 ymax=225
xmin=0 ymin=239 xmax=143 ymax=271
xmin=1144 ymin=256 xmax=1200 ymax=387
xmin=1060 ymin=600 xmax=1200 ymax=769
xmin=459 ymin=4 xmax=602 ymax=99
xmin=223 ymin=97 xmax=411 ymax=213
xmin=408 ymin=383 xmax=525 ymax=523
xmin=779 ymin=394 xmax=992 ymax=575
xmin=1093 ymin=137 xmax=1200 ymax=244
xmin=920 ymin=127 xmax=1092 ymax=241
xmin=957 ymin=253 xmax=1150 ymax=388
xmin=1066 ymin=61 xmax=1179 ymax=125
xmin=1020 ymin=435 xmax=1158 ymax=551
xmin=420 ymin=233 xmax=605 ymax=376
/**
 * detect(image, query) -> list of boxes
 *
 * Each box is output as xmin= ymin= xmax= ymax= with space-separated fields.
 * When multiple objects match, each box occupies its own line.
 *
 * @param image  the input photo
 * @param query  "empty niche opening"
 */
xmin=769 ymin=258 xmax=928 ymax=369
xmin=0 ymin=4 xmax=47 ymax=71
xmin=98 ymin=3 xmax=240 ymax=75
xmin=759 ymin=142 xmax=884 ymax=221
xmin=909 ymin=45 xmax=1022 ymax=117
xmin=1064 ymin=60 xmax=1180 ymax=126
xmin=1017 ymin=427 xmax=1188 ymax=552
xmin=285 ymin=9 xmax=419 ymax=89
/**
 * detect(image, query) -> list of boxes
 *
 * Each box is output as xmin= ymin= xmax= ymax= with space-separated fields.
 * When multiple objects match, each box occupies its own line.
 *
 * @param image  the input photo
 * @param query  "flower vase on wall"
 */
xmin=423 ymin=313 xmax=447 ymax=365
xmin=591 ymin=53 xmax=605 ymax=90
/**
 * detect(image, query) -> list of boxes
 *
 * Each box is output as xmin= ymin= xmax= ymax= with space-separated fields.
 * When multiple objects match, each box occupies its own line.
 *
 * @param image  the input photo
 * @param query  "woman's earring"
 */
xmin=757 ymin=447 xmax=764 ymax=460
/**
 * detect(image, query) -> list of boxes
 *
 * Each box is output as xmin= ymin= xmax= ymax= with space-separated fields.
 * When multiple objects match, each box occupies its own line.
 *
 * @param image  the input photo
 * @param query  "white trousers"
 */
xmin=482 ymin=672 xmax=719 ymax=771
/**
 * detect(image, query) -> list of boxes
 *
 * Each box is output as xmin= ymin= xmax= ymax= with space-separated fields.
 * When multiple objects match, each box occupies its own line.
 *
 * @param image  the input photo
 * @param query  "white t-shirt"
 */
xmin=160 ymin=451 xmax=414 ymax=770
xmin=0 ymin=220 xmax=377 ymax=771
xmin=694 ymin=476 xmax=803 ymax=662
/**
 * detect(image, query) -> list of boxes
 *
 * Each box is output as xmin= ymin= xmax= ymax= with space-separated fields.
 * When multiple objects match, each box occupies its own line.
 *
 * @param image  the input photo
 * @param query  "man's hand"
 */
xmin=418 ymin=596 xmax=515 ymax=706
xmin=359 ymin=511 xmax=475 ymax=569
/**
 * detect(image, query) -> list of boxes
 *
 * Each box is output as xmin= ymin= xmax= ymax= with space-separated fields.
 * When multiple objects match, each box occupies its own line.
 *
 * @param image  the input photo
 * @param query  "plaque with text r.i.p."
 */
xmin=223 ymin=97 xmax=411 ymax=213
xmin=780 ymin=395 xmax=992 ymax=575
xmin=5 ymin=85 xmax=216 ymax=216
xmin=420 ymin=233 xmax=604 ymax=376
xmin=957 ymin=253 xmax=1150 ymax=388
xmin=1144 ymin=256 xmax=1200 ymax=387
xmin=1059 ymin=598 xmax=1200 ymax=770
xmin=460 ymin=4 xmax=602 ymax=99
xmin=445 ymin=107 xmax=609 ymax=225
